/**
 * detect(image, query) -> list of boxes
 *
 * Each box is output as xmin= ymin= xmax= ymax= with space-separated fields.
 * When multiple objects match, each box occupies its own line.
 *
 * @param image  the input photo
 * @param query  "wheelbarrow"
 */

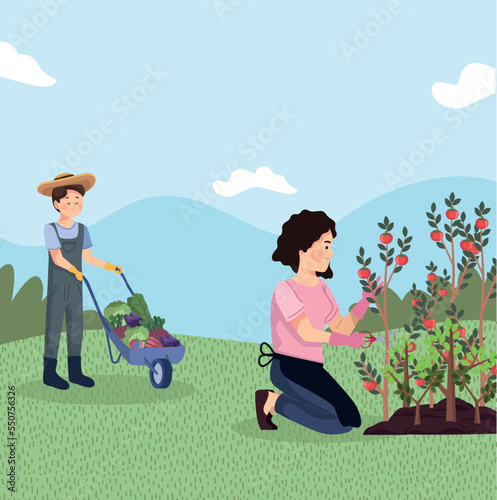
xmin=83 ymin=272 xmax=185 ymax=389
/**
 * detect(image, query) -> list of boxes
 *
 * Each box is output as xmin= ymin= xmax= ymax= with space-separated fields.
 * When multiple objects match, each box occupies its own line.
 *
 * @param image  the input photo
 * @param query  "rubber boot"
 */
xmin=43 ymin=357 xmax=69 ymax=390
xmin=68 ymin=356 xmax=95 ymax=387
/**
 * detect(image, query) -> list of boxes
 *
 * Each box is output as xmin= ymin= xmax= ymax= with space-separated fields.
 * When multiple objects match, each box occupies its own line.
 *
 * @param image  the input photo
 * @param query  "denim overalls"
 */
xmin=44 ymin=223 xmax=84 ymax=359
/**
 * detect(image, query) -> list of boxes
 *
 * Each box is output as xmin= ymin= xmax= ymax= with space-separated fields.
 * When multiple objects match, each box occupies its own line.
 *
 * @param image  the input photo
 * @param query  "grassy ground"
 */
xmin=2 ymin=321 xmax=496 ymax=499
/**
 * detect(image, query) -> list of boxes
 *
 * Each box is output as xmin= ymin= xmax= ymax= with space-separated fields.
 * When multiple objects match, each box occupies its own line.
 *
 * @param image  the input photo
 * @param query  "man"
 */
xmin=37 ymin=173 xmax=122 ymax=390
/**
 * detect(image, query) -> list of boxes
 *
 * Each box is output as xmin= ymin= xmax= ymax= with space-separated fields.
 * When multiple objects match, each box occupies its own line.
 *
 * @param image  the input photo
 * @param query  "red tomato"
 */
xmin=411 ymin=298 xmax=420 ymax=307
xmin=470 ymin=246 xmax=480 ymax=255
xmin=363 ymin=381 xmax=377 ymax=391
xmin=430 ymin=230 xmax=443 ymax=241
xmin=423 ymin=318 xmax=436 ymax=329
xmin=407 ymin=342 xmax=416 ymax=353
xmin=380 ymin=233 xmax=393 ymax=244
xmin=492 ymin=365 xmax=497 ymax=376
xmin=358 ymin=268 xmax=371 ymax=279
xmin=475 ymin=218 xmax=488 ymax=229
xmin=427 ymin=273 xmax=437 ymax=281
xmin=460 ymin=240 xmax=473 ymax=251
xmin=446 ymin=209 xmax=459 ymax=220
xmin=395 ymin=255 xmax=408 ymax=265
xmin=454 ymin=327 xmax=466 ymax=337
xmin=438 ymin=289 xmax=448 ymax=297
xmin=415 ymin=379 xmax=424 ymax=386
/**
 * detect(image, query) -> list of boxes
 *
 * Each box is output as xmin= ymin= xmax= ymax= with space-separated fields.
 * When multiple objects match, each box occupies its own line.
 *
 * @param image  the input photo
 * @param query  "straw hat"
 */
xmin=37 ymin=173 xmax=96 ymax=196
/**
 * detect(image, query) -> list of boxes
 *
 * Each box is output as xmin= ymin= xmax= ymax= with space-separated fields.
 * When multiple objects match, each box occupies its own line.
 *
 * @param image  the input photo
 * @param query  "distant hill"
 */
xmin=0 ymin=177 xmax=494 ymax=342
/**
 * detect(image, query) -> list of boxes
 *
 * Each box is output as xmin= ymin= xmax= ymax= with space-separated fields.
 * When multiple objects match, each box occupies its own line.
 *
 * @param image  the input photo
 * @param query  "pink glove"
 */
xmin=351 ymin=277 xmax=383 ymax=320
xmin=329 ymin=331 xmax=366 ymax=348
xmin=329 ymin=332 xmax=351 ymax=346
xmin=348 ymin=331 xmax=367 ymax=349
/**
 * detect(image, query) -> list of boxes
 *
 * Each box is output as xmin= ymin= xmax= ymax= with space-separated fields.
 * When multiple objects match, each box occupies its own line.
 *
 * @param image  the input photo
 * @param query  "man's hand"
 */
xmin=104 ymin=262 xmax=122 ymax=274
xmin=69 ymin=265 xmax=83 ymax=281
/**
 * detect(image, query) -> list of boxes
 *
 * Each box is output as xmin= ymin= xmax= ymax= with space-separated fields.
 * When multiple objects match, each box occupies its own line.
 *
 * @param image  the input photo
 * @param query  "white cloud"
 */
xmin=432 ymin=63 xmax=495 ymax=109
xmin=0 ymin=41 xmax=56 ymax=87
xmin=213 ymin=166 xmax=297 ymax=197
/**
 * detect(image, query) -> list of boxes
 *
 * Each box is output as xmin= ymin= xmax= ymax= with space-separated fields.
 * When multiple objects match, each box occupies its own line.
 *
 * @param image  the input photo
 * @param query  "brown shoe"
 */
xmin=255 ymin=390 xmax=278 ymax=430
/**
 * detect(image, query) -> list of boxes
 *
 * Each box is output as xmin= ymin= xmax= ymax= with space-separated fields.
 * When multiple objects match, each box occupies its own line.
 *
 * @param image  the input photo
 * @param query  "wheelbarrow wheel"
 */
xmin=149 ymin=358 xmax=173 ymax=389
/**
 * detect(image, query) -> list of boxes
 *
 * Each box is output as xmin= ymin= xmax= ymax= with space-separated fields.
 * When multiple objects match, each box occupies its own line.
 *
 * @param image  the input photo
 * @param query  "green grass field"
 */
xmin=2 ymin=321 xmax=496 ymax=499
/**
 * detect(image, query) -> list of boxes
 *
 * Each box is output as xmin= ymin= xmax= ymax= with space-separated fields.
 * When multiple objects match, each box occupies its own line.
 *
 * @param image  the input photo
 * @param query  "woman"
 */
xmin=37 ymin=173 xmax=123 ymax=390
xmin=255 ymin=210 xmax=382 ymax=434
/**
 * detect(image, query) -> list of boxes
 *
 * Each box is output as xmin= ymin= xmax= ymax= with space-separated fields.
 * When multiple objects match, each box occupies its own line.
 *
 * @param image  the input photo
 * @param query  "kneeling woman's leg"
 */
xmin=270 ymin=360 xmax=353 ymax=435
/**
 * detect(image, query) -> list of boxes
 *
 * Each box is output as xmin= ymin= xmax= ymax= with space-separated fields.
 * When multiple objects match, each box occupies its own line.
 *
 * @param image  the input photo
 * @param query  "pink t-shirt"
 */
xmin=271 ymin=278 xmax=340 ymax=363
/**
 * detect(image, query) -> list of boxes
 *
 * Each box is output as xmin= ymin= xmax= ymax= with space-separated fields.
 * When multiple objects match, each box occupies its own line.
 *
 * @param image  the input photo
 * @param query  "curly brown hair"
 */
xmin=272 ymin=210 xmax=337 ymax=279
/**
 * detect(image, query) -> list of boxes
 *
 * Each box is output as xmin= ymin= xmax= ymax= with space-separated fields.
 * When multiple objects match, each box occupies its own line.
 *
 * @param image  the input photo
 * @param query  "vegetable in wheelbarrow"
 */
xmin=107 ymin=314 xmax=127 ymax=339
xmin=127 ymin=293 xmax=152 ymax=322
xmin=141 ymin=316 xmax=165 ymax=336
xmin=122 ymin=325 xmax=149 ymax=347
xmin=160 ymin=335 xmax=180 ymax=347
xmin=103 ymin=300 xmax=131 ymax=322
xmin=123 ymin=312 xmax=143 ymax=328
xmin=113 ymin=326 xmax=127 ymax=340
xmin=108 ymin=293 xmax=179 ymax=349
xmin=145 ymin=337 xmax=163 ymax=348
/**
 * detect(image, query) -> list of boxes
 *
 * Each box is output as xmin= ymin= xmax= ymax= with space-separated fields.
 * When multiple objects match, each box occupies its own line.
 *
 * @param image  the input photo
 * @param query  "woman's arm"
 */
xmin=327 ymin=312 xmax=360 ymax=337
xmin=289 ymin=307 xmax=365 ymax=347
xmin=290 ymin=312 xmax=332 ymax=343
xmin=82 ymin=248 xmax=106 ymax=268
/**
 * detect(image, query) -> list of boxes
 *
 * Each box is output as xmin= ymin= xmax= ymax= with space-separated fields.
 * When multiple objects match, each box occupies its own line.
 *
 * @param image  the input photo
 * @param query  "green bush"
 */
xmin=0 ymin=265 xmax=47 ymax=345
xmin=0 ymin=265 xmax=104 ymax=345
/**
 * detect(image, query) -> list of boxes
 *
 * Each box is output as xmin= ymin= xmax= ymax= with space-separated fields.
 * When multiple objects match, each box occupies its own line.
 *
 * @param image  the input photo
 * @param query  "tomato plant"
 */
xmin=354 ymin=216 xmax=412 ymax=421
xmin=382 ymin=321 xmax=446 ymax=426
xmin=426 ymin=193 xmax=476 ymax=303
xmin=450 ymin=345 xmax=497 ymax=423
xmin=452 ymin=201 xmax=497 ymax=403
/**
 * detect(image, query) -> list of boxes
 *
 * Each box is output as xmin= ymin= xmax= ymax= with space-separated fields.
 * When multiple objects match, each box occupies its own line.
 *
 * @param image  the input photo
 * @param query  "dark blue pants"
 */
xmin=270 ymin=358 xmax=359 ymax=435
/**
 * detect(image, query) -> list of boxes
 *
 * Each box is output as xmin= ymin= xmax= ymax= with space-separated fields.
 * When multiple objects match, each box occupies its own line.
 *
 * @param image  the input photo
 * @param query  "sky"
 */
xmin=0 ymin=0 xmax=495 ymax=246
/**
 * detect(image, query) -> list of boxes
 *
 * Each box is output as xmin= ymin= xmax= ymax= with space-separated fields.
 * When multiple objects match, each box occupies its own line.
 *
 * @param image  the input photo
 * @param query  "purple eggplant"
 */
xmin=124 ymin=312 xmax=143 ymax=328
xmin=160 ymin=335 xmax=180 ymax=347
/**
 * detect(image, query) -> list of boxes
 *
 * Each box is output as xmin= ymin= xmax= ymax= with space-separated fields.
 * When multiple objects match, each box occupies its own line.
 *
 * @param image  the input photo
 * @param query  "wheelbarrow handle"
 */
xmin=83 ymin=273 xmax=134 ymax=365
xmin=82 ymin=273 xmax=135 ymax=329
xmin=82 ymin=276 xmax=109 ymax=332
xmin=120 ymin=272 xmax=135 ymax=296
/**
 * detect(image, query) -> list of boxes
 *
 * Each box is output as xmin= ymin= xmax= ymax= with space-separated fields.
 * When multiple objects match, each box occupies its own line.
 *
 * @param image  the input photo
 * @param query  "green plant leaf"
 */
xmin=127 ymin=293 xmax=152 ymax=321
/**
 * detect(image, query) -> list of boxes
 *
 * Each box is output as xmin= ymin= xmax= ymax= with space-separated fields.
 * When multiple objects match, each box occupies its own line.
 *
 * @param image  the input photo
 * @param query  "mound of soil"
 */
xmin=363 ymin=398 xmax=496 ymax=435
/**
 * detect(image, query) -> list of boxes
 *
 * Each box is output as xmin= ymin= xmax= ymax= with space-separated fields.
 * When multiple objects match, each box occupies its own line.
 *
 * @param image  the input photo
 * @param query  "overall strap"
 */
xmin=75 ymin=222 xmax=84 ymax=243
xmin=50 ymin=222 xmax=60 ymax=246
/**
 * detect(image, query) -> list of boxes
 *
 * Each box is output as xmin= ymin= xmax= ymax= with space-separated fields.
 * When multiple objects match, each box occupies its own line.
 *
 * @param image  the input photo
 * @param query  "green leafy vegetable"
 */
xmin=108 ymin=314 xmax=124 ymax=329
xmin=122 ymin=325 xmax=149 ymax=345
xmin=127 ymin=294 xmax=151 ymax=321
xmin=141 ymin=315 xmax=166 ymax=331
xmin=104 ymin=301 xmax=131 ymax=323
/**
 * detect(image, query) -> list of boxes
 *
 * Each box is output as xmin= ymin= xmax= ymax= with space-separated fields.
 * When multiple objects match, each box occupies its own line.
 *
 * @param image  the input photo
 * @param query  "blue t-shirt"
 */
xmin=44 ymin=222 xmax=92 ymax=251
